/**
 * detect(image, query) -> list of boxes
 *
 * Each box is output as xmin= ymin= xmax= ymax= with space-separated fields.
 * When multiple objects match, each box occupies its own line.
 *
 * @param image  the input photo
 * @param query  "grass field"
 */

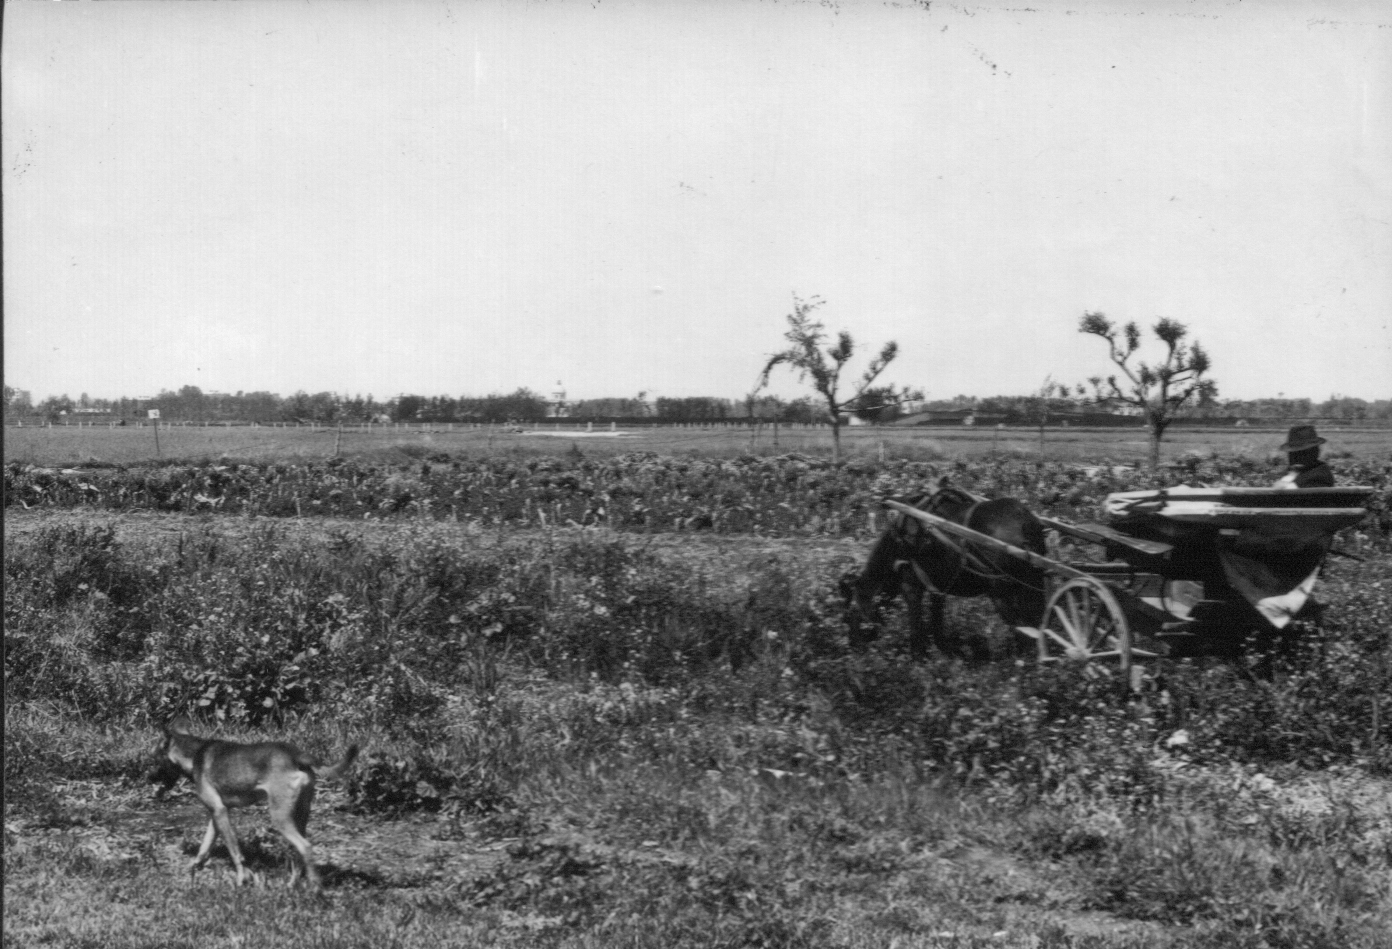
xmin=6 ymin=420 xmax=1391 ymax=468
xmin=5 ymin=442 xmax=1390 ymax=948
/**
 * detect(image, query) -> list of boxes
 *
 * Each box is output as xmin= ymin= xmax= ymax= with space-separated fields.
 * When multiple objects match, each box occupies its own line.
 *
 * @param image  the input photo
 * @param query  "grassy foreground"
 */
xmin=5 ymin=495 xmax=1391 ymax=948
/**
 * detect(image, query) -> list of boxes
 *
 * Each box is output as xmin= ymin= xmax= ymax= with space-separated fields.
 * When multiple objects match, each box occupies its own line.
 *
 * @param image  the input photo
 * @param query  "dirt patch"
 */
xmin=4 ymin=775 xmax=510 ymax=893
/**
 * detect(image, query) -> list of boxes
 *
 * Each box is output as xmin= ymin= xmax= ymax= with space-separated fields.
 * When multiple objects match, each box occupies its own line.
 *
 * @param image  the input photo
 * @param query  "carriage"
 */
xmin=880 ymin=485 xmax=1375 ymax=678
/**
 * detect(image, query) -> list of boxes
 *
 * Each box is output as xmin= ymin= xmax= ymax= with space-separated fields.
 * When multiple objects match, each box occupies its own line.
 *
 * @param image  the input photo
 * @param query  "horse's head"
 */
xmin=838 ymin=565 xmax=879 ymax=649
xmin=837 ymin=567 xmax=862 ymax=607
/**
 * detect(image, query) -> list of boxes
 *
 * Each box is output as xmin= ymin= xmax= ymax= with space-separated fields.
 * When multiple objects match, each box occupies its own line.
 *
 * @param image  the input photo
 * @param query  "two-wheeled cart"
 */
xmin=883 ymin=487 xmax=1374 ymax=676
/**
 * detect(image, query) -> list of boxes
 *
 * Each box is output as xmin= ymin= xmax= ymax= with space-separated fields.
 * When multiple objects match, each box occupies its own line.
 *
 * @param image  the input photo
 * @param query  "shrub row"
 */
xmin=8 ymin=453 xmax=1390 ymax=541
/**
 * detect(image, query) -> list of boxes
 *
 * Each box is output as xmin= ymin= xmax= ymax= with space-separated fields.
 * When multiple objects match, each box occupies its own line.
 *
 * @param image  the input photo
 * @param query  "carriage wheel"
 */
xmin=1038 ymin=577 xmax=1133 ymax=671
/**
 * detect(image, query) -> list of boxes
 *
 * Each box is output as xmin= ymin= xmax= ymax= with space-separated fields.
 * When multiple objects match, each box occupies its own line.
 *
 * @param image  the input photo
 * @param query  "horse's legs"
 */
xmin=913 ymin=591 xmax=948 ymax=658
xmin=992 ymin=576 xmax=1047 ymax=659
xmin=932 ymin=593 xmax=948 ymax=652
xmin=988 ymin=593 xmax=1018 ymax=657
xmin=899 ymin=577 xmax=930 ymax=658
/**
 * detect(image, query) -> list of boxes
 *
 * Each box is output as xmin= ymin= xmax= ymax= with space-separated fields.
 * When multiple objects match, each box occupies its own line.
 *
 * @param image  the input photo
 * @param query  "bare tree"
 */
xmin=1078 ymin=312 xmax=1218 ymax=469
xmin=757 ymin=295 xmax=922 ymax=461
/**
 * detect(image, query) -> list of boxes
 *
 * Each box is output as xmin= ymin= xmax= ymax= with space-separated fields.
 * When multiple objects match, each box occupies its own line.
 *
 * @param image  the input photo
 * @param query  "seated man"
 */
xmin=1275 ymin=425 xmax=1334 ymax=488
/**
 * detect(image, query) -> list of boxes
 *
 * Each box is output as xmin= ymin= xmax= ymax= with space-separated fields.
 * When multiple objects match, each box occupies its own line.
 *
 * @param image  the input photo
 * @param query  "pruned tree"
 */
xmin=1078 ymin=312 xmax=1218 ymax=469
xmin=757 ymin=294 xmax=922 ymax=461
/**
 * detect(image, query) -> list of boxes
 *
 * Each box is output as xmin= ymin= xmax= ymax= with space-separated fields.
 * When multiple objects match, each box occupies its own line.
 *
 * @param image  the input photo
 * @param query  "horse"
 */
xmin=842 ymin=483 xmax=1048 ymax=658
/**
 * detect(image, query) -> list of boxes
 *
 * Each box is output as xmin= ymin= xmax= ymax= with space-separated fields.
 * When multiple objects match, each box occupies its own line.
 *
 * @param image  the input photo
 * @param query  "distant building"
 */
xmin=892 ymin=409 xmax=1006 ymax=427
xmin=547 ymin=382 xmax=571 ymax=418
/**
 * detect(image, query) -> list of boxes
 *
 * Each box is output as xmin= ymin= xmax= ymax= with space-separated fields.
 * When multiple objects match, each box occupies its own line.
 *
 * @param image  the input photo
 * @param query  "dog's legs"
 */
xmin=270 ymin=775 xmax=320 ymax=889
xmin=189 ymin=808 xmax=247 ymax=885
xmin=190 ymin=818 xmax=218 ymax=879
xmin=211 ymin=806 xmax=249 ymax=886
xmin=190 ymin=781 xmax=250 ymax=886
xmin=279 ymin=827 xmax=318 ymax=889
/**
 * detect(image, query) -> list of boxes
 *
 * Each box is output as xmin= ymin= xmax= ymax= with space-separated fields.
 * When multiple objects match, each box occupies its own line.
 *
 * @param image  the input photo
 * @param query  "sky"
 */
xmin=4 ymin=0 xmax=1391 ymax=406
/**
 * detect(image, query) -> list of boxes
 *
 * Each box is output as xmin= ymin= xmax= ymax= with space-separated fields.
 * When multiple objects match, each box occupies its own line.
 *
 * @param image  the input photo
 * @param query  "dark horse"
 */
xmin=842 ymin=484 xmax=1048 ymax=658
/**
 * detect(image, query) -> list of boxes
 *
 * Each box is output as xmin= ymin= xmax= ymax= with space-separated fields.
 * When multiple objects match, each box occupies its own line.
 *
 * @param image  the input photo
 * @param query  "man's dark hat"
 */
xmin=1279 ymin=424 xmax=1326 ymax=452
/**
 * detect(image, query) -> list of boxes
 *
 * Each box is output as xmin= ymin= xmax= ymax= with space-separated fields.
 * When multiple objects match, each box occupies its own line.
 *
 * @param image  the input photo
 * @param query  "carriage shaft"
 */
xmin=882 ymin=500 xmax=1096 ymax=583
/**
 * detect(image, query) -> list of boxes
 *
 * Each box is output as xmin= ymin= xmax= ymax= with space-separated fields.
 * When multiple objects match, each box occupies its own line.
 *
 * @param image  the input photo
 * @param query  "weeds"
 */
xmin=6 ymin=456 xmax=1392 ymax=948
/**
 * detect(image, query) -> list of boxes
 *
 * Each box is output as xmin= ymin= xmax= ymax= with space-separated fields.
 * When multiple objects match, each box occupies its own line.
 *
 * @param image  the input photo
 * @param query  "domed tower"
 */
xmin=548 ymin=382 xmax=569 ymax=418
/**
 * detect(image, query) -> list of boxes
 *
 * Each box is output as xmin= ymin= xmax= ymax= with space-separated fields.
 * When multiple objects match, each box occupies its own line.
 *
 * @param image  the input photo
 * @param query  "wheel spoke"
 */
xmin=1080 ymin=592 xmax=1102 ymax=649
xmin=1050 ymin=603 xmax=1072 ymax=637
xmin=1039 ymin=579 xmax=1135 ymax=670
xmin=1051 ymin=604 xmax=1078 ymax=644
xmin=1065 ymin=593 xmax=1087 ymax=651
xmin=1041 ymin=621 xmax=1076 ymax=651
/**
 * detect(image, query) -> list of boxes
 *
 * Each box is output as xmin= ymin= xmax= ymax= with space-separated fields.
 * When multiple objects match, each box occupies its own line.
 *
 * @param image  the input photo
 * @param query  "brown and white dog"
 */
xmin=151 ymin=722 xmax=358 ymax=889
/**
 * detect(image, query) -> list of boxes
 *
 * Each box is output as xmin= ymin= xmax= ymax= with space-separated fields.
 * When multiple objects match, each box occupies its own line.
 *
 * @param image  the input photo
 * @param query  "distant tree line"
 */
xmin=392 ymin=389 xmax=551 ymax=423
xmin=947 ymin=393 xmax=1392 ymax=423
xmin=5 ymin=383 xmax=1388 ymax=425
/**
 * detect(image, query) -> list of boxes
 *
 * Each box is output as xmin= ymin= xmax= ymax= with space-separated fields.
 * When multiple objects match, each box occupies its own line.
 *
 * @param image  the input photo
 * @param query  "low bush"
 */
xmin=3 ymin=524 xmax=805 ymax=729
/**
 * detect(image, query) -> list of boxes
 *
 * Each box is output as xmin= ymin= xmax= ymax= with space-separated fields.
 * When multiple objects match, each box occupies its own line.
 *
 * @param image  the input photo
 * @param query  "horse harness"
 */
xmin=889 ymin=494 xmax=991 ymax=593
xmin=888 ymin=493 xmax=1038 ymax=594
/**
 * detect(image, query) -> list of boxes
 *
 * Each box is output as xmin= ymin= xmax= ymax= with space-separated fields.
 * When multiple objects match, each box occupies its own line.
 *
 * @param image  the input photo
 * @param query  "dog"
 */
xmin=150 ymin=721 xmax=359 ymax=889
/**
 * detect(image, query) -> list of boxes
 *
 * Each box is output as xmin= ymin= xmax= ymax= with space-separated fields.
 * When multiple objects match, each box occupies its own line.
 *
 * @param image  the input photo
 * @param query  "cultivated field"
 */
xmin=5 ymin=446 xmax=1391 ymax=948
xmin=6 ymin=420 xmax=1391 ymax=469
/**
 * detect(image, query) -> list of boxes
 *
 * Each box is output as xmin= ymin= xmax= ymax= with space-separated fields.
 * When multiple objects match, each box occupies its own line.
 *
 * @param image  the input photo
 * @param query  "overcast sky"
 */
xmin=4 ymin=0 xmax=1390 ymax=405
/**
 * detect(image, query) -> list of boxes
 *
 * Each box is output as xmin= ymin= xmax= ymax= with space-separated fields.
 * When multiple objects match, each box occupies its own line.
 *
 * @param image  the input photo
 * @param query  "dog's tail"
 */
xmin=315 ymin=744 xmax=360 ymax=782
